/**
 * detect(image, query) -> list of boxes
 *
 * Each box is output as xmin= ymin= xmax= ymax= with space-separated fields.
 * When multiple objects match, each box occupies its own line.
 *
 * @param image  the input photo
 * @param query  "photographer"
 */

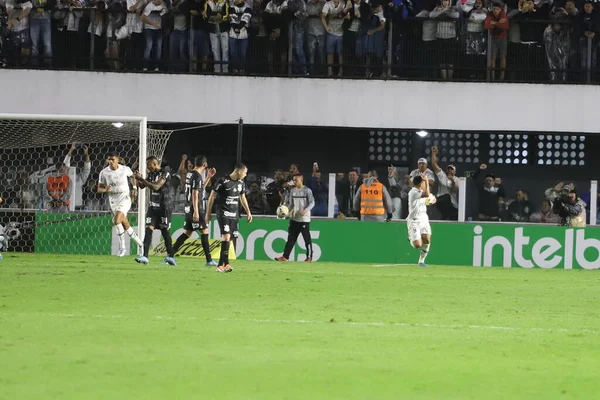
xmin=552 ymin=190 xmax=586 ymax=227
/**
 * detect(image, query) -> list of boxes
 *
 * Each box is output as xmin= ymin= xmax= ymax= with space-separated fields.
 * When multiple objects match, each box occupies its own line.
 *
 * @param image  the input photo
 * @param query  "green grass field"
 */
xmin=1 ymin=253 xmax=600 ymax=400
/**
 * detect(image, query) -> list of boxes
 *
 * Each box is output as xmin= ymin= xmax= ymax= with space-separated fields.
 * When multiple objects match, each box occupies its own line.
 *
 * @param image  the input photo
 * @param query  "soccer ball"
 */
xmin=276 ymin=205 xmax=289 ymax=219
xmin=425 ymin=194 xmax=437 ymax=206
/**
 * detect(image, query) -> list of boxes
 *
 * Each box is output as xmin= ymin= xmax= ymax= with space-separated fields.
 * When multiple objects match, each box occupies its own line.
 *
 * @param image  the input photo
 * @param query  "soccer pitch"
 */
xmin=1 ymin=254 xmax=599 ymax=400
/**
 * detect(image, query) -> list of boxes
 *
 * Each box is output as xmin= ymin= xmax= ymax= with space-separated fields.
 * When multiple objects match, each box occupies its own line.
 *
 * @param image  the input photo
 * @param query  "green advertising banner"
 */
xmin=34 ymin=213 xmax=600 ymax=269
xmin=35 ymin=213 xmax=137 ymax=255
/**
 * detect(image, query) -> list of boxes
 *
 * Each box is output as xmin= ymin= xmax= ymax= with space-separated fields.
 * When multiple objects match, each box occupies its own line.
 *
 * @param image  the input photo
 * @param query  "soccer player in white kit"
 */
xmin=97 ymin=152 xmax=144 ymax=257
xmin=407 ymin=173 xmax=434 ymax=267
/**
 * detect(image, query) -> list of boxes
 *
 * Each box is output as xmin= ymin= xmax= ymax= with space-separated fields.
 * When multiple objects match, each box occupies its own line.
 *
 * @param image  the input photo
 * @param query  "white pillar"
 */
xmin=590 ymin=180 xmax=597 ymax=226
xmin=458 ymin=177 xmax=467 ymax=222
xmin=328 ymin=173 xmax=336 ymax=218
xmin=138 ymin=117 xmax=148 ymax=239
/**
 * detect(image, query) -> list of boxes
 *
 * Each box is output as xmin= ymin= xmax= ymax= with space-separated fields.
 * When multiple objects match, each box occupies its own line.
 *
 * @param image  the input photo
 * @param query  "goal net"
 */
xmin=0 ymin=114 xmax=173 ymax=256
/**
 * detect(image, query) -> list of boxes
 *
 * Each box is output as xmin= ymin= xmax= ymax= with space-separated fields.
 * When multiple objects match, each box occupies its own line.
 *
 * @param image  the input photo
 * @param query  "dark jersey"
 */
xmin=213 ymin=175 xmax=245 ymax=218
xmin=184 ymin=170 xmax=204 ymax=212
xmin=147 ymin=169 xmax=171 ymax=209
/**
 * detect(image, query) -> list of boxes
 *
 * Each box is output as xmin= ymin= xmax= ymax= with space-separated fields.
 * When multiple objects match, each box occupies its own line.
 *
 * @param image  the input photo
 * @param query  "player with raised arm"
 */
xmin=407 ymin=173 xmax=434 ymax=267
xmin=97 ymin=152 xmax=144 ymax=257
xmin=275 ymin=174 xmax=315 ymax=262
xmin=205 ymin=163 xmax=252 ymax=273
xmin=171 ymin=155 xmax=218 ymax=266
xmin=133 ymin=156 xmax=176 ymax=266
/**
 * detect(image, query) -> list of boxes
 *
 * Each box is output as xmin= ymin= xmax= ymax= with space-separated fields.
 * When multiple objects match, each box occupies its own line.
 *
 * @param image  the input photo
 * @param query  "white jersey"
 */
xmin=407 ymin=187 xmax=429 ymax=222
xmin=99 ymin=164 xmax=133 ymax=196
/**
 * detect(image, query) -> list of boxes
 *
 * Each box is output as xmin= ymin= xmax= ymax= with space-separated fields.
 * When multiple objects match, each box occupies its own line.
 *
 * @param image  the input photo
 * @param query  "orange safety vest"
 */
xmin=48 ymin=174 xmax=70 ymax=205
xmin=360 ymin=181 xmax=385 ymax=216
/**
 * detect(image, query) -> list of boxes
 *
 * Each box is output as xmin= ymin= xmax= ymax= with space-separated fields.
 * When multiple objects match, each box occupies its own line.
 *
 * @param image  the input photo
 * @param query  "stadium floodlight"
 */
xmin=416 ymin=130 xmax=429 ymax=137
xmin=0 ymin=113 xmax=174 ymax=255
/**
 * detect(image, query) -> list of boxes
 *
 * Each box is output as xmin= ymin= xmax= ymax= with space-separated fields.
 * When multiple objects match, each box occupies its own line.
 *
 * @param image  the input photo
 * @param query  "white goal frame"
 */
xmin=0 ymin=113 xmax=149 ymax=239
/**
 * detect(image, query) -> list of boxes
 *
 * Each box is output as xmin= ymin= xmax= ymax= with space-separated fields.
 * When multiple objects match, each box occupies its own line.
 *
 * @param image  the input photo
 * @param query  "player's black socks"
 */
xmin=143 ymin=228 xmax=153 ymax=258
xmin=200 ymin=233 xmax=212 ymax=262
xmin=172 ymin=233 xmax=188 ymax=253
xmin=161 ymin=228 xmax=174 ymax=257
xmin=219 ymin=240 xmax=230 ymax=266
xmin=301 ymin=229 xmax=313 ymax=259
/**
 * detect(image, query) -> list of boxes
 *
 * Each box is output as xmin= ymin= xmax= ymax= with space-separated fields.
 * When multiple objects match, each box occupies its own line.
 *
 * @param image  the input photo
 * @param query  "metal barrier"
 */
xmin=1 ymin=5 xmax=600 ymax=84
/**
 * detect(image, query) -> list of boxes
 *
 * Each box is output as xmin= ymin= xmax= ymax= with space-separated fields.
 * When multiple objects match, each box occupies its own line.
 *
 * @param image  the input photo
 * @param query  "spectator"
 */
xmin=430 ymin=0 xmax=459 ymax=80
xmin=6 ymin=0 xmax=32 ymax=67
xmin=409 ymin=157 xmax=435 ymax=187
xmin=30 ymin=0 xmax=55 ymax=67
xmin=386 ymin=165 xmax=409 ymax=220
xmin=431 ymin=146 xmax=459 ymax=220
xmin=339 ymin=169 xmax=361 ymax=217
xmin=306 ymin=0 xmax=326 ymax=75
xmin=543 ymin=19 xmax=570 ymax=82
xmin=344 ymin=0 xmax=363 ymax=77
xmin=16 ymin=169 xmax=36 ymax=209
xmin=169 ymin=0 xmax=190 ymax=72
xmin=63 ymin=143 xmax=92 ymax=211
xmin=552 ymin=189 xmax=586 ymax=227
xmin=485 ymin=2 xmax=509 ymax=81
xmin=229 ymin=0 xmax=252 ymax=73
xmin=124 ymin=0 xmax=146 ymax=71
xmin=507 ymin=189 xmax=534 ymax=222
xmin=245 ymin=181 xmax=270 ymax=214
xmin=465 ymin=0 xmax=487 ymax=79
xmin=182 ymin=0 xmax=211 ymax=73
xmin=578 ymin=1 xmax=598 ymax=77
xmin=206 ymin=0 xmax=230 ymax=73
xmin=248 ymin=0 xmax=268 ymax=73
xmin=545 ymin=181 xmax=574 ymax=202
xmin=289 ymin=0 xmax=308 ymax=75
xmin=141 ymin=0 xmax=167 ymax=71
xmin=266 ymin=169 xmax=286 ymax=212
xmin=264 ymin=0 xmax=289 ymax=74
xmin=45 ymin=162 xmax=72 ymax=213
xmin=473 ymin=163 xmax=506 ymax=221
xmin=529 ymin=199 xmax=561 ymax=224
xmin=321 ymin=0 xmax=346 ymax=76
xmin=389 ymin=0 xmax=409 ymax=78
xmin=307 ymin=167 xmax=328 ymax=216
xmin=356 ymin=0 xmax=386 ymax=78
xmin=416 ymin=8 xmax=438 ymax=79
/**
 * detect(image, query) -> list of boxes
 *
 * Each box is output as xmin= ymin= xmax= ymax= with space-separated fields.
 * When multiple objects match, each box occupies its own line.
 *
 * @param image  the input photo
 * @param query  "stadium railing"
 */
xmin=2 ymin=9 xmax=600 ymax=85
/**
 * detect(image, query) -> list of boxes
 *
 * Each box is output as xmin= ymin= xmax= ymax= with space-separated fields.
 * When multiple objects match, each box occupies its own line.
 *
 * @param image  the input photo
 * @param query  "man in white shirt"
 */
xmin=406 ymin=174 xmax=434 ymax=267
xmin=63 ymin=143 xmax=92 ymax=210
xmin=97 ymin=151 xmax=143 ymax=257
xmin=431 ymin=146 xmax=459 ymax=220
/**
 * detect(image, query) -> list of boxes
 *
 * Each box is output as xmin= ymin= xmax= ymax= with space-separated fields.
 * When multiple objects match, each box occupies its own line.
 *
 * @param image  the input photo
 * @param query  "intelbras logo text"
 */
xmin=472 ymin=226 xmax=600 ymax=269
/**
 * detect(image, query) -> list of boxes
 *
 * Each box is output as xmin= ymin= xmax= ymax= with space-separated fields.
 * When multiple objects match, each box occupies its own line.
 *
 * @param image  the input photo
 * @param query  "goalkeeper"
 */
xmin=0 ymin=195 xmax=2 ymax=260
xmin=274 ymin=174 xmax=315 ymax=263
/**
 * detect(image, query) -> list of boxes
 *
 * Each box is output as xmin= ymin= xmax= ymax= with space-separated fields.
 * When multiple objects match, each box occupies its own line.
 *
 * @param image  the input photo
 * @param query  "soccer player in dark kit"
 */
xmin=206 ymin=163 xmax=253 ymax=273
xmin=134 ymin=156 xmax=176 ymax=265
xmin=172 ymin=155 xmax=217 ymax=266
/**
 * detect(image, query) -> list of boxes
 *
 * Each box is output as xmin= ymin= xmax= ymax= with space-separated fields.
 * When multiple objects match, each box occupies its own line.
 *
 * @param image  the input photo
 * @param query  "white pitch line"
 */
xmin=0 ymin=312 xmax=596 ymax=334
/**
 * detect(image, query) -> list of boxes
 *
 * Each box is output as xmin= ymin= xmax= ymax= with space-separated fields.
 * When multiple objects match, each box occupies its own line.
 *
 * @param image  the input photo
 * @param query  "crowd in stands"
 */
xmin=0 ymin=144 xmax=598 ymax=226
xmin=2 ymin=0 xmax=600 ymax=80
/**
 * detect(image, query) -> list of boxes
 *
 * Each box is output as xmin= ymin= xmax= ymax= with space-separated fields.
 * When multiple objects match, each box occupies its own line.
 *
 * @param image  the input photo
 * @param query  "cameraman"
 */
xmin=552 ymin=190 xmax=586 ymax=227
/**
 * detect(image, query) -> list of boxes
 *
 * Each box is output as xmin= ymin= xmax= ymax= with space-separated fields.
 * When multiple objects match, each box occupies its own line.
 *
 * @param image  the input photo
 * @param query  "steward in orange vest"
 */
xmin=353 ymin=170 xmax=393 ymax=222
xmin=46 ymin=162 xmax=72 ymax=212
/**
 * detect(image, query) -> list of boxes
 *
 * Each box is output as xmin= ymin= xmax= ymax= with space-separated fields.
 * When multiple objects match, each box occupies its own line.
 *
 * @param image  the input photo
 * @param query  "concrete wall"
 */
xmin=2 ymin=69 xmax=599 ymax=133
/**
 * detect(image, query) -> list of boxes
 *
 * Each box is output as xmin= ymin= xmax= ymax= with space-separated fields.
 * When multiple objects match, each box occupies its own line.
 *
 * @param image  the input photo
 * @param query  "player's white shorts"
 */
xmin=407 ymin=218 xmax=431 ymax=242
xmin=109 ymin=193 xmax=131 ymax=216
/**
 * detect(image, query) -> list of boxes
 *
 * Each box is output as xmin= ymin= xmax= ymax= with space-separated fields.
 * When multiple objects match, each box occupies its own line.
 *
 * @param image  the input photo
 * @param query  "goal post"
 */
xmin=0 ymin=113 xmax=173 ymax=255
